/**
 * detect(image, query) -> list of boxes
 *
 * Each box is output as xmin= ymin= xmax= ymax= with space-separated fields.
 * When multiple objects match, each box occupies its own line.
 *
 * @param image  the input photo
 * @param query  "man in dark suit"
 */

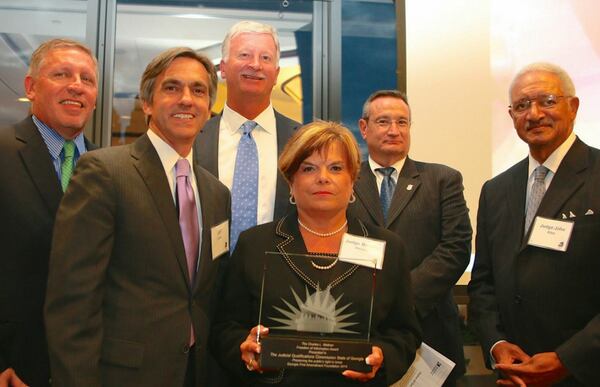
xmin=0 ymin=38 xmax=98 ymax=387
xmin=45 ymin=47 xmax=230 ymax=386
xmin=468 ymin=63 xmax=599 ymax=386
xmin=195 ymin=20 xmax=298 ymax=249
xmin=349 ymin=90 xmax=472 ymax=386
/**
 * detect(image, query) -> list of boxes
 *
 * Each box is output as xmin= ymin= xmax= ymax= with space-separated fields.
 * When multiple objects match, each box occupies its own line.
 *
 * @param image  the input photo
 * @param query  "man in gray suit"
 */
xmin=45 ymin=47 xmax=230 ymax=386
xmin=349 ymin=90 xmax=472 ymax=386
xmin=0 ymin=38 xmax=97 ymax=387
xmin=468 ymin=63 xmax=599 ymax=386
xmin=195 ymin=20 xmax=298 ymax=249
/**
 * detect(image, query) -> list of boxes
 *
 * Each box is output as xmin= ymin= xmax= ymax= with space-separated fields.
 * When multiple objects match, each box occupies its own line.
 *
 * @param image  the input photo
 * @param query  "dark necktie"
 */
xmin=61 ymin=140 xmax=76 ymax=191
xmin=376 ymin=167 xmax=396 ymax=221
xmin=231 ymin=120 xmax=258 ymax=250
xmin=525 ymin=165 xmax=549 ymax=234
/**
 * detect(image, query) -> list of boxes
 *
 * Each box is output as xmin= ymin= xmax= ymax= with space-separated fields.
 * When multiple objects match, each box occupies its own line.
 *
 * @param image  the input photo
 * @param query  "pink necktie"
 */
xmin=176 ymin=159 xmax=199 ymax=285
xmin=176 ymin=159 xmax=199 ymax=346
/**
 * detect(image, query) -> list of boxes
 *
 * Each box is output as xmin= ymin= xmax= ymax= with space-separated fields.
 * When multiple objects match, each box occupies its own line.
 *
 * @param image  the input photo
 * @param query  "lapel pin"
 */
xmin=569 ymin=211 xmax=576 ymax=218
xmin=585 ymin=209 xmax=594 ymax=215
xmin=561 ymin=213 xmax=567 ymax=219
xmin=406 ymin=184 xmax=413 ymax=191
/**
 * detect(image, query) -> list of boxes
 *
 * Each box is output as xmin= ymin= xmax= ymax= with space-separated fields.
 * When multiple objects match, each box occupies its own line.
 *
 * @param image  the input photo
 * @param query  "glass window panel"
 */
xmin=340 ymin=0 xmax=397 ymax=155
xmin=112 ymin=0 xmax=316 ymax=146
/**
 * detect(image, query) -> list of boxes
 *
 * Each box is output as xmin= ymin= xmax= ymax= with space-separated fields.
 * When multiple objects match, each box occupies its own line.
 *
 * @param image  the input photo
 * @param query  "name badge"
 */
xmin=338 ymin=233 xmax=386 ymax=269
xmin=528 ymin=216 xmax=574 ymax=252
xmin=211 ymin=220 xmax=229 ymax=259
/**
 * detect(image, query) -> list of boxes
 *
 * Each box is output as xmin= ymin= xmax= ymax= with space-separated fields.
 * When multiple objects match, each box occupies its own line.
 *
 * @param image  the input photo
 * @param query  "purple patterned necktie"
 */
xmin=176 ymin=159 xmax=199 ymax=285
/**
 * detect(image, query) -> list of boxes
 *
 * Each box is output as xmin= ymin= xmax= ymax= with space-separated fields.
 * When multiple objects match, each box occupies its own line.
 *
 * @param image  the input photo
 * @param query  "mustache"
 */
xmin=525 ymin=120 xmax=552 ymax=130
xmin=241 ymin=71 xmax=266 ymax=79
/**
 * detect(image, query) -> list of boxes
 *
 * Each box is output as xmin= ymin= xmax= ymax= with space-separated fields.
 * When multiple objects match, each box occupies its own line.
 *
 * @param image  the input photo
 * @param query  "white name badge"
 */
xmin=528 ymin=216 xmax=574 ymax=252
xmin=338 ymin=233 xmax=386 ymax=269
xmin=211 ymin=220 xmax=229 ymax=259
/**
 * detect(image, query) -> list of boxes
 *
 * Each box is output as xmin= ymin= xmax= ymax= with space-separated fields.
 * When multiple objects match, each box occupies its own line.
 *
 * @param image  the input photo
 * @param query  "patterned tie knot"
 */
xmin=241 ymin=120 xmax=258 ymax=136
xmin=534 ymin=165 xmax=549 ymax=182
xmin=63 ymin=140 xmax=75 ymax=158
xmin=376 ymin=167 xmax=395 ymax=177
xmin=176 ymin=158 xmax=191 ymax=178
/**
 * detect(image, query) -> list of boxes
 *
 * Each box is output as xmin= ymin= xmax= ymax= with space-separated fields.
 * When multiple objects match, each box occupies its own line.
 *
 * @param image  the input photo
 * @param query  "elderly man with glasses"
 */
xmin=468 ymin=62 xmax=599 ymax=386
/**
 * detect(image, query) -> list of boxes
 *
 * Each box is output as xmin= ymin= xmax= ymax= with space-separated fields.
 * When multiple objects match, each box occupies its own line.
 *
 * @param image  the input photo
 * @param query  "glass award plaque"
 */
xmin=257 ymin=251 xmax=376 ymax=372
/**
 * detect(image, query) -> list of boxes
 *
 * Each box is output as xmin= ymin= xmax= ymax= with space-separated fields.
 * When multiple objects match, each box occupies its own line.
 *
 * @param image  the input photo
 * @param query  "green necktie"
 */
xmin=61 ymin=140 xmax=76 ymax=192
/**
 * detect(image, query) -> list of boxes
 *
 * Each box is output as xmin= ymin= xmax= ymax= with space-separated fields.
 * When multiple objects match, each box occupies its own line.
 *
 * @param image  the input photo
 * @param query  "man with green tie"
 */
xmin=0 ymin=38 xmax=98 ymax=386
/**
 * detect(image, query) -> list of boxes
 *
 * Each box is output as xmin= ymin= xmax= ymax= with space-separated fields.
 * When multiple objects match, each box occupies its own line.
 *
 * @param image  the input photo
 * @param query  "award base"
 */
xmin=260 ymin=336 xmax=372 ymax=372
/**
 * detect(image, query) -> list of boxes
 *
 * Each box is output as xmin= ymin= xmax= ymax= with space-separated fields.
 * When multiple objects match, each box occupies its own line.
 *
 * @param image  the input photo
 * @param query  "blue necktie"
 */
xmin=231 ymin=121 xmax=259 ymax=250
xmin=525 ymin=165 xmax=549 ymax=234
xmin=376 ymin=167 xmax=396 ymax=221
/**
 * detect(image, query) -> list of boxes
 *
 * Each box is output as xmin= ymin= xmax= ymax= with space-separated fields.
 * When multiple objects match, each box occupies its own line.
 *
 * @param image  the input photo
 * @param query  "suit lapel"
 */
xmin=386 ymin=158 xmax=421 ymax=227
xmin=535 ymin=139 xmax=588 ymax=223
xmin=195 ymin=115 xmax=220 ymax=176
xmin=191 ymin=165 xmax=223 ymax=292
xmin=131 ymin=134 xmax=190 ymax=285
xmin=274 ymin=111 xmax=298 ymax=218
xmin=16 ymin=117 xmax=63 ymax=215
xmin=354 ymin=162 xmax=385 ymax=226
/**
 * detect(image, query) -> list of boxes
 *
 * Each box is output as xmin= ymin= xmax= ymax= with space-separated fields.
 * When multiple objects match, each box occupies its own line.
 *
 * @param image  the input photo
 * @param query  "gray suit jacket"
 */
xmin=468 ymin=138 xmax=600 ymax=386
xmin=349 ymin=158 xmax=472 ymax=381
xmin=194 ymin=110 xmax=298 ymax=220
xmin=0 ymin=117 xmax=95 ymax=386
xmin=45 ymin=134 xmax=231 ymax=387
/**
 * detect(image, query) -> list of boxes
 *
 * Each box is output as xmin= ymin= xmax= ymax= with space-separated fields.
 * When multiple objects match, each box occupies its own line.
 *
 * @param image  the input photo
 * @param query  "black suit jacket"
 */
xmin=194 ymin=110 xmax=298 ymax=220
xmin=212 ymin=213 xmax=421 ymax=386
xmin=468 ymin=138 xmax=600 ymax=386
xmin=0 ymin=117 xmax=95 ymax=386
xmin=45 ymin=134 xmax=231 ymax=386
xmin=349 ymin=158 xmax=472 ymax=382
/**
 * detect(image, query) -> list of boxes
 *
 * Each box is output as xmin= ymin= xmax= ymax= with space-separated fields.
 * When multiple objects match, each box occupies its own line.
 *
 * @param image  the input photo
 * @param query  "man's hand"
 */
xmin=495 ymin=351 xmax=569 ymax=387
xmin=0 ymin=368 xmax=28 ymax=387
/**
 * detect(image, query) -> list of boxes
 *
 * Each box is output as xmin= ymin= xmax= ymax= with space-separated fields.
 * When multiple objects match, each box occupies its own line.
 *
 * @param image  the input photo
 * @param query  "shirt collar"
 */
xmin=32 ymin=115 xmax=86 ymax=160
xmin=368 ymin=155 xmax=406 ymax=178
xmin=222 ymin=103 xmax=275 ymax=135
xmin=528 ymin=131 xmax=576 ymax=177
xmin=147 ymin=129 xmax=194 ymax=175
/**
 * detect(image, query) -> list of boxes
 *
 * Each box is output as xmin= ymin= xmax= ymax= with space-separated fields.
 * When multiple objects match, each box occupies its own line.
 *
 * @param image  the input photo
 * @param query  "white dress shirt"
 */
xmin=217 ymin=103 xmax=278 ymax=225
xmin=525 ymin=131 xmax=577 ymax=211
xmin=368 ymin=156 xmax=407 ymax=193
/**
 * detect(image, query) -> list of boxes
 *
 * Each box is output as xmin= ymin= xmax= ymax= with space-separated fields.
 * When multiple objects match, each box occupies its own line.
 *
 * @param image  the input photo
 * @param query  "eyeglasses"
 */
xmin=509 ymin=94 xmax=570 ymax=114
xmin=367 ymin=117 xmax=410 ymax=129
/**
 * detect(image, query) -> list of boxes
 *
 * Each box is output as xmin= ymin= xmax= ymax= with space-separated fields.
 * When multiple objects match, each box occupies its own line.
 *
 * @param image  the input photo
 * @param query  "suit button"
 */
xmin=514 ymin=295 xmax=522 ymax=304
xmin=182 ymin=343 xmax=190 ymax=354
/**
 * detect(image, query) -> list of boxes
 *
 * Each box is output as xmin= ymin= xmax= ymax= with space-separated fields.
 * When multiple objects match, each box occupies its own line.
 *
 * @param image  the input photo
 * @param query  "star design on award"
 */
xmin=269 ymin=286 xmax=359 ymax=334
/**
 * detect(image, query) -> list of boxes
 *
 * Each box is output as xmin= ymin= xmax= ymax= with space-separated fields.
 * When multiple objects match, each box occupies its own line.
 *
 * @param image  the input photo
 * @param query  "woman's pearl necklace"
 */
xmin=298 ymin=218 xmax=348 ymax=237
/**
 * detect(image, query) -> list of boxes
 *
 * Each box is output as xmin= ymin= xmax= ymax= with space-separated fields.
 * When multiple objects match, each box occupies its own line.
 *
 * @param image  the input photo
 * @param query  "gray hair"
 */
xmin=221 ymin=20 xmax=280 ymax=65
xmin=28 ymin=38 xmax=97 ymax=78
xmin=361 ymin=89 xmax=411 ymax=120
xmin=509 ymin=62 xmax=576 ymax=99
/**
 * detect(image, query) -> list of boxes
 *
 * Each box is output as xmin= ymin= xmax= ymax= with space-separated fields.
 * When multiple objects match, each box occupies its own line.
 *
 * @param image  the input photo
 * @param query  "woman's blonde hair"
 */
xmin=279 ymin=120 xmax=361 ymax=184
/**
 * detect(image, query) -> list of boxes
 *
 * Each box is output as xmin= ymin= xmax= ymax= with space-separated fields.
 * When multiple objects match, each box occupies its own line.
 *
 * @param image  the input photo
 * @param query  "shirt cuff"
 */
xmin=489 ymin=340 xmax=507 ymax=369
